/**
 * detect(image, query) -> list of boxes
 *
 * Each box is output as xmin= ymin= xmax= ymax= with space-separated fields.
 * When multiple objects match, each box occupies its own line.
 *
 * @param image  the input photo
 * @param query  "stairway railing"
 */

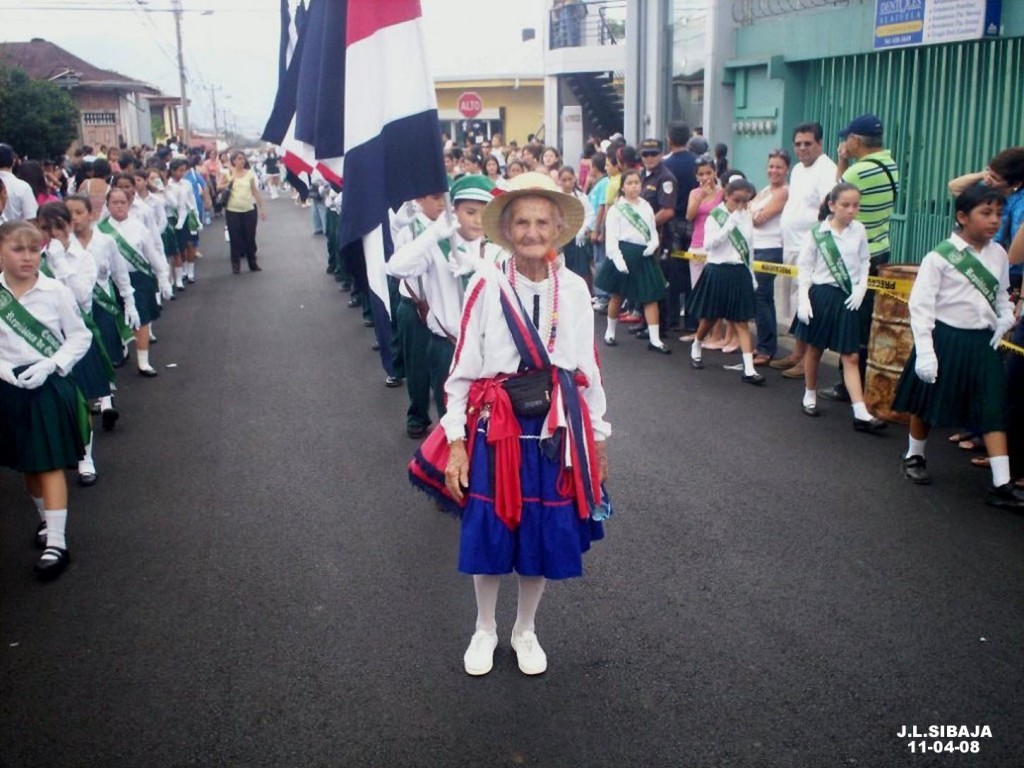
xmin=548 ymin=1 xmax=626 ymax=50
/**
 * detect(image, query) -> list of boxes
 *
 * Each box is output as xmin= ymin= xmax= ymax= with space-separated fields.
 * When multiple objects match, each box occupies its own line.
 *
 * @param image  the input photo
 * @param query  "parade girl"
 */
xmin=100 ymin=187 xmax=172 ymax=377
xmin=894 ymin=183 xmax=1024 ymax=508
xmin=594 ymin=169 xmax=670 ymax=353
xmin=67 ymin=194 xmax=140 ymax=425
xmin=794 ymin=183 xmax=886 ymax=431
xmin=166 ymin=158 xmax=201 ymax=288
xmin=37 ymin=202 xmax=116 ymax=485
xmin=0 ymin=220 xmax=92 ymax=580
xmin=686 ymin=178 xmax=764 ymax=383
xmin=556 ymin=166 xmax=595 ymax=289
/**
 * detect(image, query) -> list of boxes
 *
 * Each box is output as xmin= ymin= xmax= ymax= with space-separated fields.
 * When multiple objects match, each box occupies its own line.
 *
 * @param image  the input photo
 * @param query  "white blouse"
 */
xmin=440 ymin=262 xmax=610 ymax=443
xmin=44 ymin=237 xmax=98 ymax=313
xmin=103 ymin=217 xmax=170 ymax=281
xmin=604 ymin=198 xmax=658 ymax=265
xmin=76 ymin=230 xmax=135 ymax=307
xmin=0 ymin=273 xmax=91 ymax=373
xmin=702 ymin=204 xmax=754 ymax=266
xmin=909 ymin=233 xmax=1013 ymax=343
xmin=796 ymin=220 xmax=871 ymax=290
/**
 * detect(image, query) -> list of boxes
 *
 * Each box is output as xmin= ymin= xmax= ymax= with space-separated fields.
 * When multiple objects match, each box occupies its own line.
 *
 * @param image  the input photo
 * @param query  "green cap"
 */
xmin=450 ymin=174 xmax=496 ymax=204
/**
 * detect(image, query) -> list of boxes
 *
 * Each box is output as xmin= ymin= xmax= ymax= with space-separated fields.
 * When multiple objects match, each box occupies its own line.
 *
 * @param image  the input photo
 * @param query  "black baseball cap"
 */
xmin=639 ymin=138 xmax=663 ymax=156
xmin=839 ymin=114 xmax=883 ymax=139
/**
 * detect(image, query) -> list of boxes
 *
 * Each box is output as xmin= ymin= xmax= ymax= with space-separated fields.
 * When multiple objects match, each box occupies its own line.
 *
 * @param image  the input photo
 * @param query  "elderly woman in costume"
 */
xmin=409 ymin=173 xmax=612 ymax=677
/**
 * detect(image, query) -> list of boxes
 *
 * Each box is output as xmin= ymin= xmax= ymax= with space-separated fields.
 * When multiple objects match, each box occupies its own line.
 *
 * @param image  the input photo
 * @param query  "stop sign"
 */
xmin=457 ymin=91 xmax=483 ymax=119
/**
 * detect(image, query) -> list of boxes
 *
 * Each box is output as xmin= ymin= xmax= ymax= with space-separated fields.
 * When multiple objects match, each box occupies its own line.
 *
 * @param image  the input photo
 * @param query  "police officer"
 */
xmin=634 ymin=138 xmax=677 ymax=339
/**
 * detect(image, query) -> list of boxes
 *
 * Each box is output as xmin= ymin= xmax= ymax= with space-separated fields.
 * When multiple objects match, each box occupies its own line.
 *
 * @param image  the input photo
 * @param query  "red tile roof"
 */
xmin=0 ymin=38 xmax=159 ymax=93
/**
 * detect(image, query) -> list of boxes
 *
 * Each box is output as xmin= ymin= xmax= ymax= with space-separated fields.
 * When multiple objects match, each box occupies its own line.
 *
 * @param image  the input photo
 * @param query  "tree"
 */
xmin=0 ymin=66 xmax=79 ymax=160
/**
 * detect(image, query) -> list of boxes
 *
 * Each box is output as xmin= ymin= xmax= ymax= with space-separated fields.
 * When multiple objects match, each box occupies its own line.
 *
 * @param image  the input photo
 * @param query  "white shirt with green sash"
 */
xmin=703 ymin=204 xmax=754 ymax=270
xmin=796 ymin=220 xmax=870 ymax=292
xmin=99 ymin=217 xmax=170 ymax=283
xmin=0 ymin=273 xmax=92 ymax=372
xmin=908 ymin=233 xmax=1013 ymax=350
xmin=604 ymin=198 xmax=658 ymax=271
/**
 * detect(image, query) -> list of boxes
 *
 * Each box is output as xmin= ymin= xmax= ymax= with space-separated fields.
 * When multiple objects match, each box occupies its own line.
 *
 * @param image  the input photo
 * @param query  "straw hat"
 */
xmin=482 ymin=171 xmax=584 ymax=252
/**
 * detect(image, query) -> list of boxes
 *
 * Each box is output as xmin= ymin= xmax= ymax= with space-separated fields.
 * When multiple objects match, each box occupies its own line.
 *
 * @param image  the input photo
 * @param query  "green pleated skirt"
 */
xmin=562 ymin=240 xmax=593 ymax=280
xmin=594 ymin=256 xmax=627 ymax=296
xmin=130 ymin=271 xmax=161 ymax=326
xmin=793 ymin=284 xmax=861 ymax=354
xmin=685 ymin=263 xmax=755 ymax=322
xmin=0 ymin=371 xmax=90 ymax=473
xmin=892 ymin=321 xmax=1007 ymax=433
xmin=622 ymin=242 xmax=667 ymax=305
xmin=71 ymin=340 xmax=113 ymax=399
xmin=162 ymin=225 xmax=180 ymax=257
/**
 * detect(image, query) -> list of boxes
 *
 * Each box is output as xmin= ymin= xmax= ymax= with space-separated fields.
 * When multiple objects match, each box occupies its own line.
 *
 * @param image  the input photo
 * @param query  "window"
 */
xmin=82 ymin=111 xmax=117 ymax=126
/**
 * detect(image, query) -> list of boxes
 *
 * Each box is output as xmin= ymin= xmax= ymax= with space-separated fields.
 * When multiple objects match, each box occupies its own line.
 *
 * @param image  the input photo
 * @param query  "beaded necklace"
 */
xmin=507 ymin=253 xmax=559 ymax=354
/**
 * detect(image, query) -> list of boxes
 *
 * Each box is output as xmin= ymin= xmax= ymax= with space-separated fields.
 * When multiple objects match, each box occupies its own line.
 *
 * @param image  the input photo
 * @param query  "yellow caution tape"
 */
xmin=669 ymin=250 xmax=1024 ymax=357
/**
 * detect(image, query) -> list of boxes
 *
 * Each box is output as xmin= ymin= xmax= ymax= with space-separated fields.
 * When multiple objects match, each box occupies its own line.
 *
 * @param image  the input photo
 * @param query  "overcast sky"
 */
xmin=0 ymin=0 xmax=546 ymax=137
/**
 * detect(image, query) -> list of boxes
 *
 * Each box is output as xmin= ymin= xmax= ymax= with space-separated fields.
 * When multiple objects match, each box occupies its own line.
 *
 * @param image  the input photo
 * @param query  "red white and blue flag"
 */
xmin=263 ymin=0 xmax=448 ymax=376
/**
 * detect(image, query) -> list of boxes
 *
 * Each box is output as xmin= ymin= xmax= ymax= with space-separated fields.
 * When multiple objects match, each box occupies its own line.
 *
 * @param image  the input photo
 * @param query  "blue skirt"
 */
xmin=130 ymin=271 xmax=161 ymax=326
xmin=72 ymin=340 xmax=112 ymax=400
xmin=459 ymin=414 xmax=605 ymax=580
xmin=93 ymin=302 xmax=126 ymax=366
xmin=0 ymin=371 xmax=88 ymax=472
xmin=685 ymin=263 xmax=755 ymax=322
xmin=793 ymin=284 xmax=861 ymax=354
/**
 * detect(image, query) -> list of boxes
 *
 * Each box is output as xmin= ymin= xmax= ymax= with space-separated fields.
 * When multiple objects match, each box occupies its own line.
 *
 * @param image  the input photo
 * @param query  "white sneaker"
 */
xmin=510 ymin=631 xmax=547 ymax=675
xmin=463 ymin=630 xmax=498 ymax=676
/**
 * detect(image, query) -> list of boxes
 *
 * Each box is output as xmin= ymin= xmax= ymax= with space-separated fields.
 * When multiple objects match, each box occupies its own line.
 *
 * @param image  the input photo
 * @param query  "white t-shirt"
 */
xmin=780 ymin=154 xmax=837 ymax=253
xmin=0 ymin=169 xmax=38 ymax=221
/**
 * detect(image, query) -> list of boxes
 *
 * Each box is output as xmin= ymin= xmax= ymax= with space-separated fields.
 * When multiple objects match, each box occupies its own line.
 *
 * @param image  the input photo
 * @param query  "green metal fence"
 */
xmin=803 ymin=36 xmax=1024 ymax=264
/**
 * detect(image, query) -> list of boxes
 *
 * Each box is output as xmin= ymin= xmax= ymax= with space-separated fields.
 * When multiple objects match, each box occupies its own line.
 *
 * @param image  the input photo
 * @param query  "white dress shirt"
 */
xmin=103 ymin=217 xmax=170 ymax=281
xmin=703 ymin=205 xmax=754 ymax=266
xmin=604 ymin=198 xmax=658 ymax=266
xmin=909 ymin=233 xmax=1012 ymax=348
xmin=797 ymin=220 xmax=871 ymax=290
xmin=45 ymin=237 xmax=98 ymax=313
xmin=0 ymin=272 xmax=91 ymax=373
xmin=781 ymin=154 xmax=837 ymax=253
xmin=0 ymin=170 xmax=38 ymax=222
xmin=440 ymin=262 xmax=610 ymax=443
xmin=76 ymin=230 xmax=135 ymax=308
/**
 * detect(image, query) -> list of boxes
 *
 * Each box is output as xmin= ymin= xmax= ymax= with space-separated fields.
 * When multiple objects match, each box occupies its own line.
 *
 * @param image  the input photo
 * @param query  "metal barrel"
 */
xmin=865 ymin=265 xmax=919 ymax=424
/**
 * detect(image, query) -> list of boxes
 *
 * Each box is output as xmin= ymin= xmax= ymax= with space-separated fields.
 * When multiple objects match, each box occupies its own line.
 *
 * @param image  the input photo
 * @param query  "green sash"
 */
xmin=934 ymin=239 xmax=999 ymax=311
xmin=439 ymin=240 xmax=470 ymax=291
xmin=184 ymin=210 xmax=200 ymax=235
xmin=39 ymin=253 xmax=55 ymax=279
xmin=98 ymin=219 xmax=153 ymax=277
xmin=812 ymin=228 xmax=853 ymax=294
xmin=0 ymin=284 xmax=62 ymax=357
xmin=708 ymin=207 xmax=750 ymax=266
xmin=615 ymin=202 xmax=651 ymax=242
xmin=92 ymin=282 xmax=134 ymax=343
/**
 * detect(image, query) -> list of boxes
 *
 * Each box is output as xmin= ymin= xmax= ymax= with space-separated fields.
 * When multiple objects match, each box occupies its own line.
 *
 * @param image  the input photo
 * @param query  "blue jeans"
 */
xmin=593 ymin=241 xmax=608 ymax=299
xmin=754 ymin=247 xmax=782 ymax=356
xmin=311 ymin=200 xmax=327 ymax=233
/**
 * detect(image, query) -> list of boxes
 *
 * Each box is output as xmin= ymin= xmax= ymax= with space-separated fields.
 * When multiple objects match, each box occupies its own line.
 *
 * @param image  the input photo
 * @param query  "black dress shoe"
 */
xmin=902 ymin=455 xmax=931 ymax=484
xmin=853 ymin=417 xmax=887 ymax=433
xmin=604 ymin=337 xmax=618 ymax=347
xmin=384 ymin=375 xmax=403 ymax=388
xmin=101 ymin=408 xmax=119 ymax=432
xmin=985 ymin=482 xmax=1024 ymax=509
xmin=802 ymin=404 xmax=820 ymax=417
xmin=632 ymin=326 xmax=649 ymax=337
xmin=690 ymin=358 xmax=703 ymax=369
xmin=138 ymin=368 xmax=159 ymax=378
xmin=33 ymin=548 xmax=70 ymax=581
xmin=347 ymin=297 xmax=361 ymax=308
xmin=407 ymin=424 xmax=428 ymax=439
xmin=647 ymin=342 xmax=671 ymax=354
xmin=78 ymin=471 xmax=97 ymax=487
xmin=363 ymin=318 xmax=375 ymax=327
xmin=741 ymin=372 xmax=766 ymax=386
xmin=249 ymin=265 xmax=262 ymax=272
xmin=34 ymin=523 xmax=47 ymax=549
xmin=819 ymin=385 xmax=851 ymax=402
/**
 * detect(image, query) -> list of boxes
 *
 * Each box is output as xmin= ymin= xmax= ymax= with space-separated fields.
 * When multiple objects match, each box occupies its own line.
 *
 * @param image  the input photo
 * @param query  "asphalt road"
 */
xmin=3 ymin=198 xmax=1023 ymax=768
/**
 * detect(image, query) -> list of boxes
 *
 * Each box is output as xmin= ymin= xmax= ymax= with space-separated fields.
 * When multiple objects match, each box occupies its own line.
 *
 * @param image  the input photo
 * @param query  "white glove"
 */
xmin=575 ymin=231 xmax=587 ymax=247
xmin=158 ymin=276 xmax=173 ymax=301
xmin=611 ymin=254 xmax=629 ymax=274
xmin=642 ymin=242 xmax=657 ymax=257
xmin=394 ymin=201 xmax=418 ymax=229
xmin=125 ymin=304 xmax=142 ymax=330
xmin=990 ymin=313 xmax=1016 ymax=350
xmin=844 ymin=281 xmax=868 ymax=312
xmin=797 ymin=287 xmax=813 ymax=324
xmin=0 ymin=361 xmax=20 ymax=387
xmin=430 ymin=212 xmax=458 ymax=242
xmin=17 ymin=358 xmax=57 ymax=389
xmin=447 ymin=248 xmax=476 ymax=279
xmin=915 ymin=348 xmax=938 ymax=384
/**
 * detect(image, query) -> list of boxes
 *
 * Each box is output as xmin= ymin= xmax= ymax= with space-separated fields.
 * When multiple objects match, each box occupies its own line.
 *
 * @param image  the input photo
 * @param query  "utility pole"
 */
xmin=204 ymin=84 xmax=223 ymax=146
xmin=173 ymin=0 xmax=190 ymax=143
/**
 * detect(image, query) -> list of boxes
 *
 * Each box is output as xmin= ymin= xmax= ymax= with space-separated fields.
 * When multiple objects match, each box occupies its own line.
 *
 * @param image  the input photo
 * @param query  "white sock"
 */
xmin=99 ymin=395 xmax=113 ymax=412
xmin=803 ymin=389 xmax=817 ymax=408
xmin=44 ymin=508 xmax=67 ymax=551
xmin=605 ymin=317 xmax=617 ymax=340
xmin=473 ymin=575 xmax=500 ymax=634
xmin=648 ymin=323 xmax=662 ymax=346
xmin=79 ymin=435 xmax=95 ymax=475
xmin=990 ymin=455 xmax=1011 ymax=487
xmin=32 ymin=496 xmax=45 ymax=523
xmin=852 ymin=401 xmax=871 ymax=421
xmin=906 ymin=436 xmax=927 ymax=459
xmin=174 ymin=266 xmax=184 ymax=286
xmin=513 ymin=575 xmax=546 ymax=637
xmin=691 ymin=338 xmax=702 ymax=360
xmin=742 ymin=352 xmax=755 ymax=376
xmin=138 ymin=349 xmax=152 ymax=370
xmin=186 ymin=262 xmax=195 ymax=279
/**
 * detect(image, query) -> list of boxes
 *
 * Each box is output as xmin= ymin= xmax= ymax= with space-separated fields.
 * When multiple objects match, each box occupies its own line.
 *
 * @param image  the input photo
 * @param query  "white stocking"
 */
xmin=473 ymin=575 xmax=500 ymax=634
xmin=514 ymin=575 xmax=546 ymax=636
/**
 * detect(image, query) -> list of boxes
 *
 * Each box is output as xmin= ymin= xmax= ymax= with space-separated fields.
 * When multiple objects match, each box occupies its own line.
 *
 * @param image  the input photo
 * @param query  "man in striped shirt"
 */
xmin=820 ymin=113 xmax=900 ymax=402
